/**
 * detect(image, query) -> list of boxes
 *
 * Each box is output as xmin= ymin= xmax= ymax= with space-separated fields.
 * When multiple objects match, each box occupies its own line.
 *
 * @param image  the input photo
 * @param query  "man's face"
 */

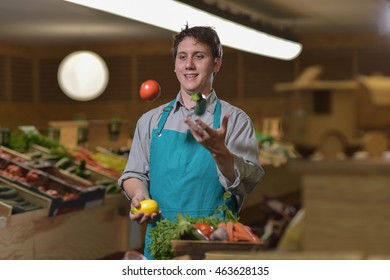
xmin=174 ymin=36 xmax=221 ymax=96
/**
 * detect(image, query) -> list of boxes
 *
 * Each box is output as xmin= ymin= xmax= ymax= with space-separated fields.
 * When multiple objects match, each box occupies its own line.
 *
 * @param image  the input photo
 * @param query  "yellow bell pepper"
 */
xmin=131 ymin=199 xmax=159 ymax=215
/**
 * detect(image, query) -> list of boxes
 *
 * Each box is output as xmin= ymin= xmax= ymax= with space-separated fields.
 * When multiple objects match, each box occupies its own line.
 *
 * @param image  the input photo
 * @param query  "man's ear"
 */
xmin=213 ymin=57 xmax=222 ymax=74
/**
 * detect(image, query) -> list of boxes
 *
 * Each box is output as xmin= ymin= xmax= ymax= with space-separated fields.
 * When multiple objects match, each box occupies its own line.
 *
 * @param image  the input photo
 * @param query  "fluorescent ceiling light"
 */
xmin=65 ymin=0 xmax=302 ymax=60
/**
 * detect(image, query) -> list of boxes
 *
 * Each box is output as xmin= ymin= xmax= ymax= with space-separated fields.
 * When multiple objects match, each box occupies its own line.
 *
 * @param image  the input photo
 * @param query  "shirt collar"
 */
xmin=174 ymin=90 xmax=217 ymax=113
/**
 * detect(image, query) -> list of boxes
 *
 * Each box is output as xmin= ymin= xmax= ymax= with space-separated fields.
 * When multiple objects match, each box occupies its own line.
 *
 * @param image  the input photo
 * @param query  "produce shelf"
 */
xmin=0 ymin=156 xmax=105 ymax=216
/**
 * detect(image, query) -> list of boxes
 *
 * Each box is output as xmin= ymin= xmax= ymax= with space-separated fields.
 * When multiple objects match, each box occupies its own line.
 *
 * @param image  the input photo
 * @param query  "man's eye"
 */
xmin=178 ymin=55 xmax=186 ymax=60
xmin=195 ymin=54 xmax=204 ymax=60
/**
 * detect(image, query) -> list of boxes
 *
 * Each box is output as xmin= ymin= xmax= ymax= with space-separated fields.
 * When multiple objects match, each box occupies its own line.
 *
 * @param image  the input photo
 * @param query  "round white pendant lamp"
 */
xmin=57 ymin=50 xmax=109 ymax=101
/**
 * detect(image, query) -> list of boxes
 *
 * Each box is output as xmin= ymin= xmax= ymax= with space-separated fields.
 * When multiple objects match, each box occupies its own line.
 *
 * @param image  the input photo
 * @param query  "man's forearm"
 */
xmin=212 ymin=147 xmax=236 ymax=183
xmin=122 ymin=178 xmax=149 ymax=200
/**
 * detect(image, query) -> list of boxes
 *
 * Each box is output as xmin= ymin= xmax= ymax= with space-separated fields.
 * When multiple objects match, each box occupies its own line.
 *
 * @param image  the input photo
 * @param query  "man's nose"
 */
xmin=185 ymin=58 xmax=194 ymax=69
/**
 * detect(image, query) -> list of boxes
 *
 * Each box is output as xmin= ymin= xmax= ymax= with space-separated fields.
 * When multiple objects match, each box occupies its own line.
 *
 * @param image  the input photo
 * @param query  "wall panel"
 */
xmin=0 ymin=56 xmax=5 ymax=101
xmin=299 ymin=49 xmax=354 ymax=80
xmin=0 ymin=37 xmax=389 ymax=134
xmin=243 ymin=53 xmax=295 ymax=98
xmin=357 ymin=48 xmax=390 ymax=76
xmin=214 ymin=51 xmax=239 ymax=99
xmin=137 ymin=54 xmax=178 ymax=102
xmin=39 ymin=57 xmax=70 ymax=102
xmin=100 ymin=56 xmax=133 ymax=101
xmin=11 ymin=57 xmax=33 ymax=102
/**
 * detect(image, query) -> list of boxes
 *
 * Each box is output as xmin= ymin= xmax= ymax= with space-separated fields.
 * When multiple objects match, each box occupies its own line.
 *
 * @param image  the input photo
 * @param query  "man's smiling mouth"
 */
xmin=184 ymin=74 xmax=198 ymax=80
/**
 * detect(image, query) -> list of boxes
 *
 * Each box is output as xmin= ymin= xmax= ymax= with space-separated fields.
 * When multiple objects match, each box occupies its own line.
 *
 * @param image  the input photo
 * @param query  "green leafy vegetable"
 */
xmin=149 ymin=219 xmax=177 ymax=260
xmin=191 ymin=92 xmax=206 ymax=115
xmin=214 ymin=192 xmax=239 ymax=223
xmin=9 ymin=131 xmax=71 ymax=159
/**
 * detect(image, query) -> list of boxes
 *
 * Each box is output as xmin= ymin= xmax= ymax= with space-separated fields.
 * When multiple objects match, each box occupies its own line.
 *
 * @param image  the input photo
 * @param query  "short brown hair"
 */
xmin=172 ymin=25 xmax=223 ymax=61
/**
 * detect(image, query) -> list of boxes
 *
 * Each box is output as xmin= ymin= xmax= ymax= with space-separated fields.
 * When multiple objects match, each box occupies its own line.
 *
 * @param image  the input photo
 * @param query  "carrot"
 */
xmin=76 ymin=147 xmax=93 ymax=157
xmin=233 ymin=230 xmax=254 ymax=242
xmin=226 ymin=221 xmax=234 ymax=242
xmin=232 ymin=222 xmax=261 ymax=243
xmin=217 ymin=222 xmax=226 ymax=229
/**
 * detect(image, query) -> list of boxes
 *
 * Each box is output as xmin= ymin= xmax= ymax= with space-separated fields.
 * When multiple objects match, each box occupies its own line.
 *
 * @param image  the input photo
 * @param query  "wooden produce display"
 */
xmin=291 ymin=159 xmax=390 ymax=256
xmin=25 ymin=145 xmax=122 ymax=195
xmin=87 ymin=119 xmax=131 ymax=150
xmin=48 ymin=120 xmax=89 ymax=148
xmin=0 ymin=156 xmax=105 ymax=216
xmin=0 ymin=134 xmax=133 ymax=259
xmin=0 ymin=193 xmax=130 ymax=259
xmin=48 ymin=119 xmax=132 ymax=151
xmin=205 ymin=251 xmax=364 ymax=260
xmin=1 ymin=142 xmax=123 ymax=195
xmin=0 ymin=178 xmax=51 ymax=218
xmin=171 ymin=240 xmax=263 ymax=260
xmin=41 ymin=164 xmax=120 ymax=195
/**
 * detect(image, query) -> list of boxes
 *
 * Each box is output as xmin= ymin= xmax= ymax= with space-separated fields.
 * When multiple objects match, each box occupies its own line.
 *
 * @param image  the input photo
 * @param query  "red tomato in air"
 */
xmin=139 ymin=80 xmax=161 ymax=102
xmin=194 ymin=222 xmax=214 ymax=238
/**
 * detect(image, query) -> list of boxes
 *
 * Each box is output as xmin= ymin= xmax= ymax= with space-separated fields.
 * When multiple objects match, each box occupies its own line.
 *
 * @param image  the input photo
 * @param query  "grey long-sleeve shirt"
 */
xmin=118 ymin=91 xmax=264 ymax=209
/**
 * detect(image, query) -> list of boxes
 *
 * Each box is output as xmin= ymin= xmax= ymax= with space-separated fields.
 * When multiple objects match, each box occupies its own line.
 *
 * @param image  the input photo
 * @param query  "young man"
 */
xmin=118 ymin=25 xmax=264 ymax=259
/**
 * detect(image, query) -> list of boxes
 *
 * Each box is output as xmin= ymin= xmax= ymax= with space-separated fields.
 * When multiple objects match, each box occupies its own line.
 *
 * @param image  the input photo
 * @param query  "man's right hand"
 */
xmin=129 ymin=196 xmax=162 ymax=224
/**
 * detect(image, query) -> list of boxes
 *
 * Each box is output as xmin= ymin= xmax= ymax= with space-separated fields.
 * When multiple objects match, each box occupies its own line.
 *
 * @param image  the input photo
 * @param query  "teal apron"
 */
xmin=144 ymin=98 xmax=236 ymax=259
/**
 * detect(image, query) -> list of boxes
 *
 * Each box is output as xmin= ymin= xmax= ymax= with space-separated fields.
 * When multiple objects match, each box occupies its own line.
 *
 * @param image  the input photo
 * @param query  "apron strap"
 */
xmin=213 ymin=99 xmax=221 ymax=129
xmin=156 ymin=99 xmax=175 ymax=136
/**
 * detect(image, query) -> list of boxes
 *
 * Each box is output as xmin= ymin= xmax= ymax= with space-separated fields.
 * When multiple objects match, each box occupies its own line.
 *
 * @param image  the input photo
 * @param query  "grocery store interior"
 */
xmin=1 ymin=0 xmax=390 ymax=260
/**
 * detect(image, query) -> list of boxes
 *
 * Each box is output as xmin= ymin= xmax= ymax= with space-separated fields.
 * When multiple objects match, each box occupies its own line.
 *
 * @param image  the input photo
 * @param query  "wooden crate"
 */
xmin=0 ymin=179 xmax=50 ymax=260
xmin=0 ymin=194 xmax=130 ymax=259
xmin=0 ymin=157 xmax=105 ymax=216
xmin=0 ymin=178 xmax=51 ymax=219
xmin=28 ymin=145 xmax=121 ymax=194
xmin=171 ymin=240 xmax=263 ymax=260
xmin=205 ymin=251 xmax=364 ymax=260
xmin=33 ymin=194 xmax=129 ymax=259
xmin=87 ymin=119 xmax=131 ymax=150
xmin=48 ymin=120 xmax=89 ymax=148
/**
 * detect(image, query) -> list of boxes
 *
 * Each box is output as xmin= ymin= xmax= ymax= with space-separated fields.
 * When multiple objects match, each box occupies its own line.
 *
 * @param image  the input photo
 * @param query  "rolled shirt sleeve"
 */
xmin=118 ymin=111 xmax=156 ymax=193
xmin=217 ymin=101 xmax=265 ymax=208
